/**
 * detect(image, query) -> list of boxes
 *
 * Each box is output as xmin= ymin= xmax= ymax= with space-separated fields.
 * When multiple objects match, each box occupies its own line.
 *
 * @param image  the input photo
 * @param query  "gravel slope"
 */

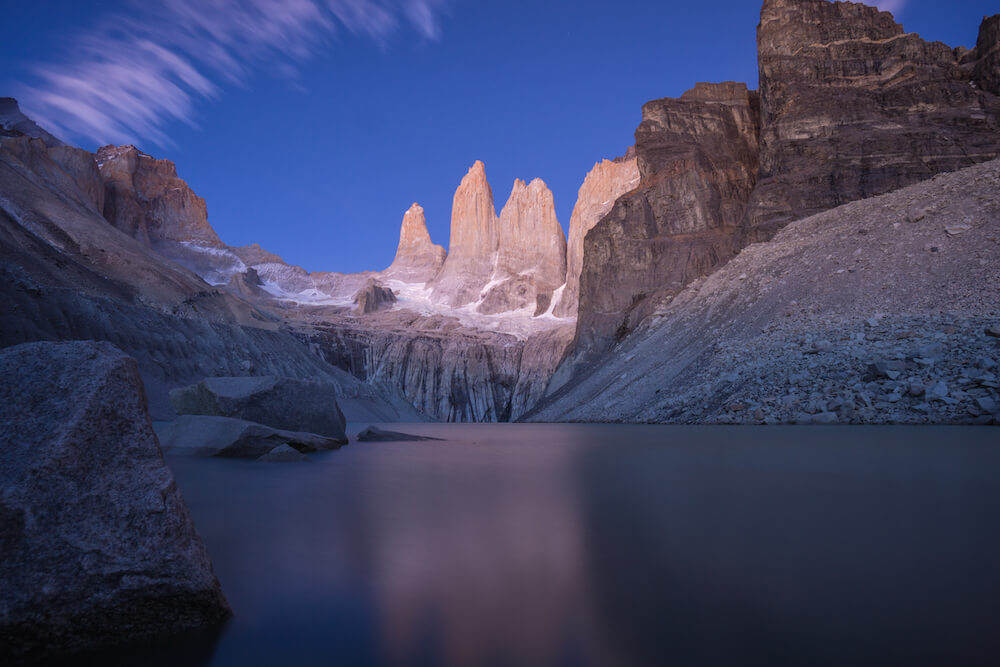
xmin=529 ymin=158 xmax=1000 ymax=425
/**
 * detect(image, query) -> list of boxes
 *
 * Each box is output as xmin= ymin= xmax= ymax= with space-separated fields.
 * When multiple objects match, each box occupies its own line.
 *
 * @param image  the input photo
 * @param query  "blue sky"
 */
xmin=3 ymin=0 xmax=996 ymax=273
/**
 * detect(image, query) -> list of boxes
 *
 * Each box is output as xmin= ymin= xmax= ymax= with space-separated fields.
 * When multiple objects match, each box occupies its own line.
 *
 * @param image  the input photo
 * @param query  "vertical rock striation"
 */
xmin=479 ymin=178 xmax=567 ymax=315
xmin=575 ymin=82 xmax=761 ymax=354
xmin=428 ymin=160 xmax=499 ymax=307
xmin=553 ymin=151 xmax=639 ymax=318
xmin=382 ymin=203 xmax=446 ymax=283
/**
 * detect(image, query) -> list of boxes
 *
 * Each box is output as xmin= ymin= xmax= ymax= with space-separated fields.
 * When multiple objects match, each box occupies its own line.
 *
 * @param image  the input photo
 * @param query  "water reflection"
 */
xmin=157 ymin=425 xmax=1000 ymax=667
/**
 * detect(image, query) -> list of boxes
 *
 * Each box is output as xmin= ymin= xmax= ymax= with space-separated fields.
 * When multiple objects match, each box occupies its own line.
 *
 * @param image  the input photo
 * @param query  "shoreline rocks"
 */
xmin=0 ymin=341 xmax=230 ymax=661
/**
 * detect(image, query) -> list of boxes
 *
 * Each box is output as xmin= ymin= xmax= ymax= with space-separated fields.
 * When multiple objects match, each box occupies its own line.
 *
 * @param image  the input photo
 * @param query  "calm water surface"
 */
xmin=88 ymin=425 xmax=1000 ymax=666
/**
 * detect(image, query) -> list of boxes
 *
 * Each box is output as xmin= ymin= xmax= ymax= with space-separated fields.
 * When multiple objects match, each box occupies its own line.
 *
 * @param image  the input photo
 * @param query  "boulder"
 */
xmin=169 ymin=376 xmax=348 ymax=440
xmin=257 ymin=444 xmax=310 ymax=463
xmin=0 ymin=341 xmax=230 ymax=661
xmin=155 ymin=415 xmax=346 ymax=458
xmin=354 ymin=278 xmax=397 ymax=314
xmin=356 ymin=426 xmax=443 ymax=442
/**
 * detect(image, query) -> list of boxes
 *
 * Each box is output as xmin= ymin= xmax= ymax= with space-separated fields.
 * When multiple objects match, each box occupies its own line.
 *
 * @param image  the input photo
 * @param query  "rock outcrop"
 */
xmin=428 ymin=160 xmax=499 ymax=307
xmin=552 ymin=151 xmax=639 ymax=318
xmin=570 ymin=2 xmax=1000 ymax=363
xmin=0 ymin=341 xmax=230 ymax=661
xmin=749 ymin=0 xmax=1000 ymax=237
xmin=97 ymin=144 xmax=222 ymax=247
xmin=169 ymin=376 xmax=348 ymax=440
xmin=479 ymin=178 xmax=567 ymax=315
xmin=155 ymin=415 xmax=346 ymax=458
xmin=355 ymin=278 xmax=397 ymax=314
xmin=530 ymin=158 xmax=1000 ymax=425
xmin=575 ymin=82 xmax=761 ymax=354
xmin=382 ymin=203 xmax=446 ymax=282
xmin=0 ymin=97 xmax=64 ymax=146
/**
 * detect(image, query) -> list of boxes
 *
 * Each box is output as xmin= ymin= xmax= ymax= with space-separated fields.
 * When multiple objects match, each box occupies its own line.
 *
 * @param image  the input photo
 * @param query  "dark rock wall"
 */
xmin=750 ymin=0 xmax=1000 ymax=237
xmin=576 ymin=82 xmax=760 ymax=352
xmin=572 ymin=1 xmax=1000 ymax=360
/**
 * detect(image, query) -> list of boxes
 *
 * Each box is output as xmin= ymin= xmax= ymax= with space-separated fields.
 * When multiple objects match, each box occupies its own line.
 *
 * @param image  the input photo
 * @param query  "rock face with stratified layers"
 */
xmin=575 ymin=82 xmax=761 ymax=354
xmin=97 ymin=144 xmax=222 ymax=247
xmin=748 ymin=0 xmax=1000 ymax=238
xmin=552 ymin=150 xmax=639 ymax=318
xmin=382 ymin=203 xmax=446 ymax=283
xmin=0 ymin=341 xmax=230 ymax=661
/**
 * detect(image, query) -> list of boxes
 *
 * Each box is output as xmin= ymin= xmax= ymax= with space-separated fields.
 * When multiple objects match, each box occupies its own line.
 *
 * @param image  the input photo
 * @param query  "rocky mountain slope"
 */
xmin=568 ymin=0 xmax=1000 ymax=370
xmin=3 ymin=0 xmax=998 ymax=425
xmin=529 ymin=158 xmax=1000 ymax=425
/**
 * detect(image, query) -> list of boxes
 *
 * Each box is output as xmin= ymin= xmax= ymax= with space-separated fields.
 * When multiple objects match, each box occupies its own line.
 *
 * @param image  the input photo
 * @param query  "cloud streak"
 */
xmin=18 ymin=0 xmax=448 ymax=148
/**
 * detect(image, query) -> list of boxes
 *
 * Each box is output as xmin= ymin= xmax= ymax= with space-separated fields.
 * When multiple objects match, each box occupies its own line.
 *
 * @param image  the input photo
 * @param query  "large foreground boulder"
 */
xmin=155 ymin=415 xmax=347 ymax=459
xmin=0 ymin=341 xmax=230 ymax=661
xmin=169 ymin=376 xmax=348 ymax=440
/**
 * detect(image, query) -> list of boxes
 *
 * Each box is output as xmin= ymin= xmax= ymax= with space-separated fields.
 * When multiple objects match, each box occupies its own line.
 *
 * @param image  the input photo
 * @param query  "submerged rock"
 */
xmin=356 ymin=426 xmax=444 ymax=442
xmin=257 ymin=443 xmax=310 ymax=463
xmin=169 ymin=376 xmax=348 ymax=440
xmin=155 ymin=415 xmax=346 ymax=458
xmin=0 ymin=341 xmax=230 ymax=661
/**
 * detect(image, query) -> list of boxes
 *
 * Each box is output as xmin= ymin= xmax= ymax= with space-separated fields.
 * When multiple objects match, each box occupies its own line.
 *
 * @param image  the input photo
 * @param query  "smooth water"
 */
xmin=84 ymin=425 xmax=1000 ymax=666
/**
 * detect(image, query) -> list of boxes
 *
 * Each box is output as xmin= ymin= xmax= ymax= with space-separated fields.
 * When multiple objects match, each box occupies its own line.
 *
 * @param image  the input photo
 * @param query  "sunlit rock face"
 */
xmin=428 ymin=160 xmax=499 ymax=307
xmin=575 ymin=82 xmax=761 ymax=355
xmin=479 ymin=178 xmax=567 ymax=315
xmin=750 ymin=0 xmax=1000 ymax=237
xmin=552 ymin=152 xmax=639 ymax=318
xmin=97 ymin=145 xmax=222 ymax=247
xmin=382 ymin=203 xmax=446 ymax=283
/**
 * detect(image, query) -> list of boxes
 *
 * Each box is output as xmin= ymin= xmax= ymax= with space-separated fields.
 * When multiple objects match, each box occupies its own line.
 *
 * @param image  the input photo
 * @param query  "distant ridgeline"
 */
xmin=1 ymin=0 xmax=999 ymax=423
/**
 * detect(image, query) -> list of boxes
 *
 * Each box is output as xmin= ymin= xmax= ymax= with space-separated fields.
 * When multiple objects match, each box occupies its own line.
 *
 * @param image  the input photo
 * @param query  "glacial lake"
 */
xmin=75 ymin=425 xmax=1000 ymax=666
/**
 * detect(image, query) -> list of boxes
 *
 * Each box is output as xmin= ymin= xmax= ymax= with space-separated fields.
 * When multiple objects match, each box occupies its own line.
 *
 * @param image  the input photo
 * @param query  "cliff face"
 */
xmin=571 ymin=2 xmax=1000 ymax=362
xmin=97 ymin=145 xmax=222 ymax=247
xmin=480 ymin=178 xmax=567 ymax=315
xmin=749 ymin=0 xmax=1000 ymax=236
xmin=552 ymin=152 xmax=639 ymax=318
xmin=575 ymin=82 xmax=760 ymax=353
xmin=427 ymin=161 xmax=499 ymax=307
xmin=382 ymin=203 xmax=446 ymax=283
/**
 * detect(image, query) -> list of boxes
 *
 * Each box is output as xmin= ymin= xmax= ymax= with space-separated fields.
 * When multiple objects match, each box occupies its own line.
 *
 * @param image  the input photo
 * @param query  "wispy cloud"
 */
xmin=18 ymin=0 xmax=448 ymax=148
xmin=870 ymin=0 xmax=909 ymax=17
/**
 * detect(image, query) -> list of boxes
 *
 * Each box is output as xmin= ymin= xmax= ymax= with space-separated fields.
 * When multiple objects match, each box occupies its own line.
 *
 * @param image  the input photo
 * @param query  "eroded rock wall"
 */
xmin=575 ymin=82 xmax=760 ymax=353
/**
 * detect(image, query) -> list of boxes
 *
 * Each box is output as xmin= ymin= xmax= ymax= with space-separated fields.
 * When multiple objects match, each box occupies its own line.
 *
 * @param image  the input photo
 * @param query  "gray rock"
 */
xmin=356 ymin=426 xmax=444 ymax=442
xmin=155 ymin=415 xmax=346 ymax=459
xmin=926 ymin=380 xmax=950 ymax=400
xmin=354 ymin=278 xmax=397 ymax=314
xmin=257 ymin=444 xmax=310 ymax=463
xmin=169 ymin=376 xmax=347 ymax=440
xmin=986 ymin=325 xmax=1000 ymax=338
xmin=977 ymin=396 xmax=998 ymax=414
xmin=811 ymin=411 xmax=839 ymax=425
xmin=0 ymin=341 xmax=230 ymax=661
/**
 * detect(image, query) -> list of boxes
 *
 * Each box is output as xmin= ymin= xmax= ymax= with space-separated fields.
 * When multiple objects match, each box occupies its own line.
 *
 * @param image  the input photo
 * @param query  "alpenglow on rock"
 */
xmin=576 ymin=82 xmax=761 ymax=354
xmin=97 ymin=144 xmax=223 ymax=248
xmin=553 ymin=151 xmax=639 ymax=318
xmin=479 ymin=178 xmax=567 ymax=315
xmin=0 ymin=341 xmax=230 ymax=661
xmin=428 ymin=160 xmax=499 ymax=307
xmin=382 ymin=203 xmax=447 ymax=283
